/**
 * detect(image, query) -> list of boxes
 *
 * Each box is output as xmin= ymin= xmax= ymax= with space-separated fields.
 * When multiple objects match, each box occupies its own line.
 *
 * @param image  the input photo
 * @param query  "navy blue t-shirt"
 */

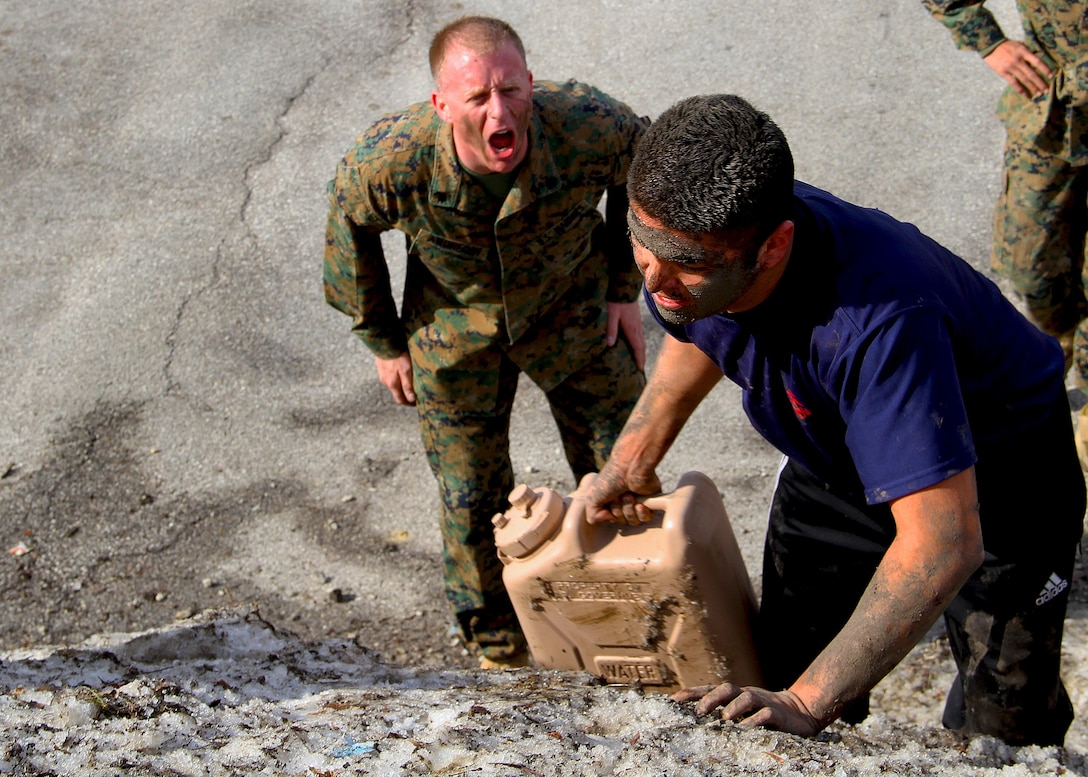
xmin=648 ymin=182 xmax=1065 ymax=504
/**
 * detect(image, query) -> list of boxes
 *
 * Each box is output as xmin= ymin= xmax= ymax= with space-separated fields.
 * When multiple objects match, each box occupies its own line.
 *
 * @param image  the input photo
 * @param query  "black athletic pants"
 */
xmin=757 ymin=395 xmax=1085 ymax=745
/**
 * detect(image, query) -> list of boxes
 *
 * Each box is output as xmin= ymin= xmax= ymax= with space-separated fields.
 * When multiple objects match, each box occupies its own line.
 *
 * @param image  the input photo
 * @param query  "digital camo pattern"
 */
xmin=925 ymin=1 xmax=1088 ymax=382
xmin=993 ymin=135 xmax=1088 ymax=382
xmin=324 ymin=80 xmax=648 ymax=657
xmin=419 ymin=338 xmax=644 ymax=658
xmin=324 ymin=78 xmax=648 ymax=378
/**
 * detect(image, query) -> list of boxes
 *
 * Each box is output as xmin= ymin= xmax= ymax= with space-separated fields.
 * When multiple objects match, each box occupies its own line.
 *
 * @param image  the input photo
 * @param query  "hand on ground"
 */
xmin=673 ymin=683 xmax=823 ymax=738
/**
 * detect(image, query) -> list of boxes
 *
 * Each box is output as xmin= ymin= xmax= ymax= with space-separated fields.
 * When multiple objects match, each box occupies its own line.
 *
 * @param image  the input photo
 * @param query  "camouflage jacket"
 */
xmin=324 ymin=80 xmax=648 ymax=393
xmin=923 ymin=0 xmax=1088 ymax=163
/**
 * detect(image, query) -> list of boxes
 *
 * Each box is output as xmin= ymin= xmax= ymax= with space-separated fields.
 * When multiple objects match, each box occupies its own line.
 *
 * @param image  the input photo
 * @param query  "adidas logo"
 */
xmin=1035 ymin=572 xmax=1069 ymax=606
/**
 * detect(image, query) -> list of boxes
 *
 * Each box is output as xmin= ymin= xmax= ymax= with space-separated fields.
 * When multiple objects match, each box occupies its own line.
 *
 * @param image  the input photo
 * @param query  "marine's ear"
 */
xmin=431 ymin=90 xmax=451 ymax=124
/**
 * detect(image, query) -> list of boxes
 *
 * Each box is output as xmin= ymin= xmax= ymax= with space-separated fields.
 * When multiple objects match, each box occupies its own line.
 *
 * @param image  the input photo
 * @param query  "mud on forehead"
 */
xmin=626 ymin=209 xmax=719 ymax=265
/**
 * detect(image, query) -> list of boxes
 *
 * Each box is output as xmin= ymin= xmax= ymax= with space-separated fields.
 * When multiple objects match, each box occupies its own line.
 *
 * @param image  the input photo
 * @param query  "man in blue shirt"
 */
xmin=585 ymin=94 xmax=1085 ymax=745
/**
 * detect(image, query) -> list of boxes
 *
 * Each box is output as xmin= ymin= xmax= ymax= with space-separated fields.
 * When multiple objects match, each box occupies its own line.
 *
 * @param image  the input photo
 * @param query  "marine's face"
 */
xmin=628 ymin=205 xmax=762 ymax=324
xmin=431 ymin=40 xmax=533 ymax=175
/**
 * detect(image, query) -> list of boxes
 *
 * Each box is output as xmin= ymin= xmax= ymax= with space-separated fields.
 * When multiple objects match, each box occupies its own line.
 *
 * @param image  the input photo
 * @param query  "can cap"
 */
xmin=492 ymin=485 xmax=566 ymax=558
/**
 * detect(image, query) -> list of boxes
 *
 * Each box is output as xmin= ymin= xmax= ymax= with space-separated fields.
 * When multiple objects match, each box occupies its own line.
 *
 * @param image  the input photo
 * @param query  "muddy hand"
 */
xmin=584 ymin=459 xmax=661 ymax=526
xmin=672 ymin=683 xmax=822 ymax=737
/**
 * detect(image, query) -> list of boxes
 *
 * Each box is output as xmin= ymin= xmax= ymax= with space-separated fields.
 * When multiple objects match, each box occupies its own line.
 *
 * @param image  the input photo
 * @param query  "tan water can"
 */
xmin=492 ymin=471 xmax=762 ymax=693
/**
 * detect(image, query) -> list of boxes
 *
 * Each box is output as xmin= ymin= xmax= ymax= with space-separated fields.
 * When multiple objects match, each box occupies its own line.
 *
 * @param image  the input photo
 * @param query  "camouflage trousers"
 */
xmin=992 ymin=135 xmax=1088 ymax=385
xmin=414 ymin=338 xmax=644 ymax=661
xmin=758 ymin=395 xmax=1085 ymax=744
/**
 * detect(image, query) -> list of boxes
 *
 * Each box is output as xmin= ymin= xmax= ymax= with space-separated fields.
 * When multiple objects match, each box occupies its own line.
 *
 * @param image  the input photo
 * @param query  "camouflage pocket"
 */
xmin=408 ymin=311 xmax=505 ymax=414
xmin=409 ymin=229 xmax=500 ymax=305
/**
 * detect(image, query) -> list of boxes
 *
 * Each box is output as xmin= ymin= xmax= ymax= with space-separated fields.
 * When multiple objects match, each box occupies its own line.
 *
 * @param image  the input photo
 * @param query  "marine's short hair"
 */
xmin=629 ymin=94 xmax=794 ymax=244
xmin=429 ymin=16 xmax=527 ymax=84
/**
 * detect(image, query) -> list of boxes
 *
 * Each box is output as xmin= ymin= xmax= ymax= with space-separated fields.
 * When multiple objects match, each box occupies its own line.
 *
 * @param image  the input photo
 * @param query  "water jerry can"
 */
xmin=492 ymin=471 xmax=762 ymax=693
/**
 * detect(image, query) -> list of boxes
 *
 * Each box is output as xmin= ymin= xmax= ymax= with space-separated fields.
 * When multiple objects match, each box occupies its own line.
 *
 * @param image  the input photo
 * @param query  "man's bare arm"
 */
xmin=679 ymin=467 xmax=985 ymax=734
xmin=585 ymin=336 xmax=721 ymax=524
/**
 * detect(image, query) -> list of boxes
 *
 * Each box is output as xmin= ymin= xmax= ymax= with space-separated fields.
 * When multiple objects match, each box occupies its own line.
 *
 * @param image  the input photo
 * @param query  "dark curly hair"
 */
xmin=629 ymin=94 xmax=794 ymax=245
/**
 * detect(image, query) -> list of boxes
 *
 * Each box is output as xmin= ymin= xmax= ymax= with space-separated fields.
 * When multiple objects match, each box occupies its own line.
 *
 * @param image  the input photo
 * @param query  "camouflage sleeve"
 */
xmin=322 ymin=179 xmax=407 ymax=358
xmin=921 ymin=0 xmax=1007 ymax=56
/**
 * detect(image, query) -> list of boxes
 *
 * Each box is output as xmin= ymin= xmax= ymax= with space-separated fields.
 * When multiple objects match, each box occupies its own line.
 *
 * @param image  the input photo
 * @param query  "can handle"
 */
xmin=639 ymin=494 xmax=669 ymax=512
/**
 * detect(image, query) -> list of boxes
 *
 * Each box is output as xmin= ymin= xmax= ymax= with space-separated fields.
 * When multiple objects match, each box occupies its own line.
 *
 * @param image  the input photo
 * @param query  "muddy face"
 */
xmin=627 ymin=207 xmax=760 ymax=325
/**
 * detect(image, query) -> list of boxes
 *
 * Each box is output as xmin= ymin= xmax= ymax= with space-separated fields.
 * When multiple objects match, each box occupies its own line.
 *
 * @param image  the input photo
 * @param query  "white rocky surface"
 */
xmin=2 ymin=607 xmax=1086 ymax=776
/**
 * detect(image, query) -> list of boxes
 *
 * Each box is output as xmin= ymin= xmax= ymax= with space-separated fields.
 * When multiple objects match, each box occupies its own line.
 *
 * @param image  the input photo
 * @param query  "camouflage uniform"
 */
xmin=324 ymin=80 xmax=648 ymax=660
xmin=924 ymin=1 xmax=1088 ymax=384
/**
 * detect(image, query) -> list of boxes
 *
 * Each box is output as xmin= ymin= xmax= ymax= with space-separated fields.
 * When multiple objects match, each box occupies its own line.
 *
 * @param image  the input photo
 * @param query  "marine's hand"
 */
xmin=984 ymin=40 xmax=1051 ymax=98
xmin=673 ymin=683 xmax=823 ymax=738
xmin=607 ymin=301 xmax=646 ymax=371
xmin=583 ymin=455 xmax=661 ymax=526
xmin=375 ymin=353 xmax=416 ymax=406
